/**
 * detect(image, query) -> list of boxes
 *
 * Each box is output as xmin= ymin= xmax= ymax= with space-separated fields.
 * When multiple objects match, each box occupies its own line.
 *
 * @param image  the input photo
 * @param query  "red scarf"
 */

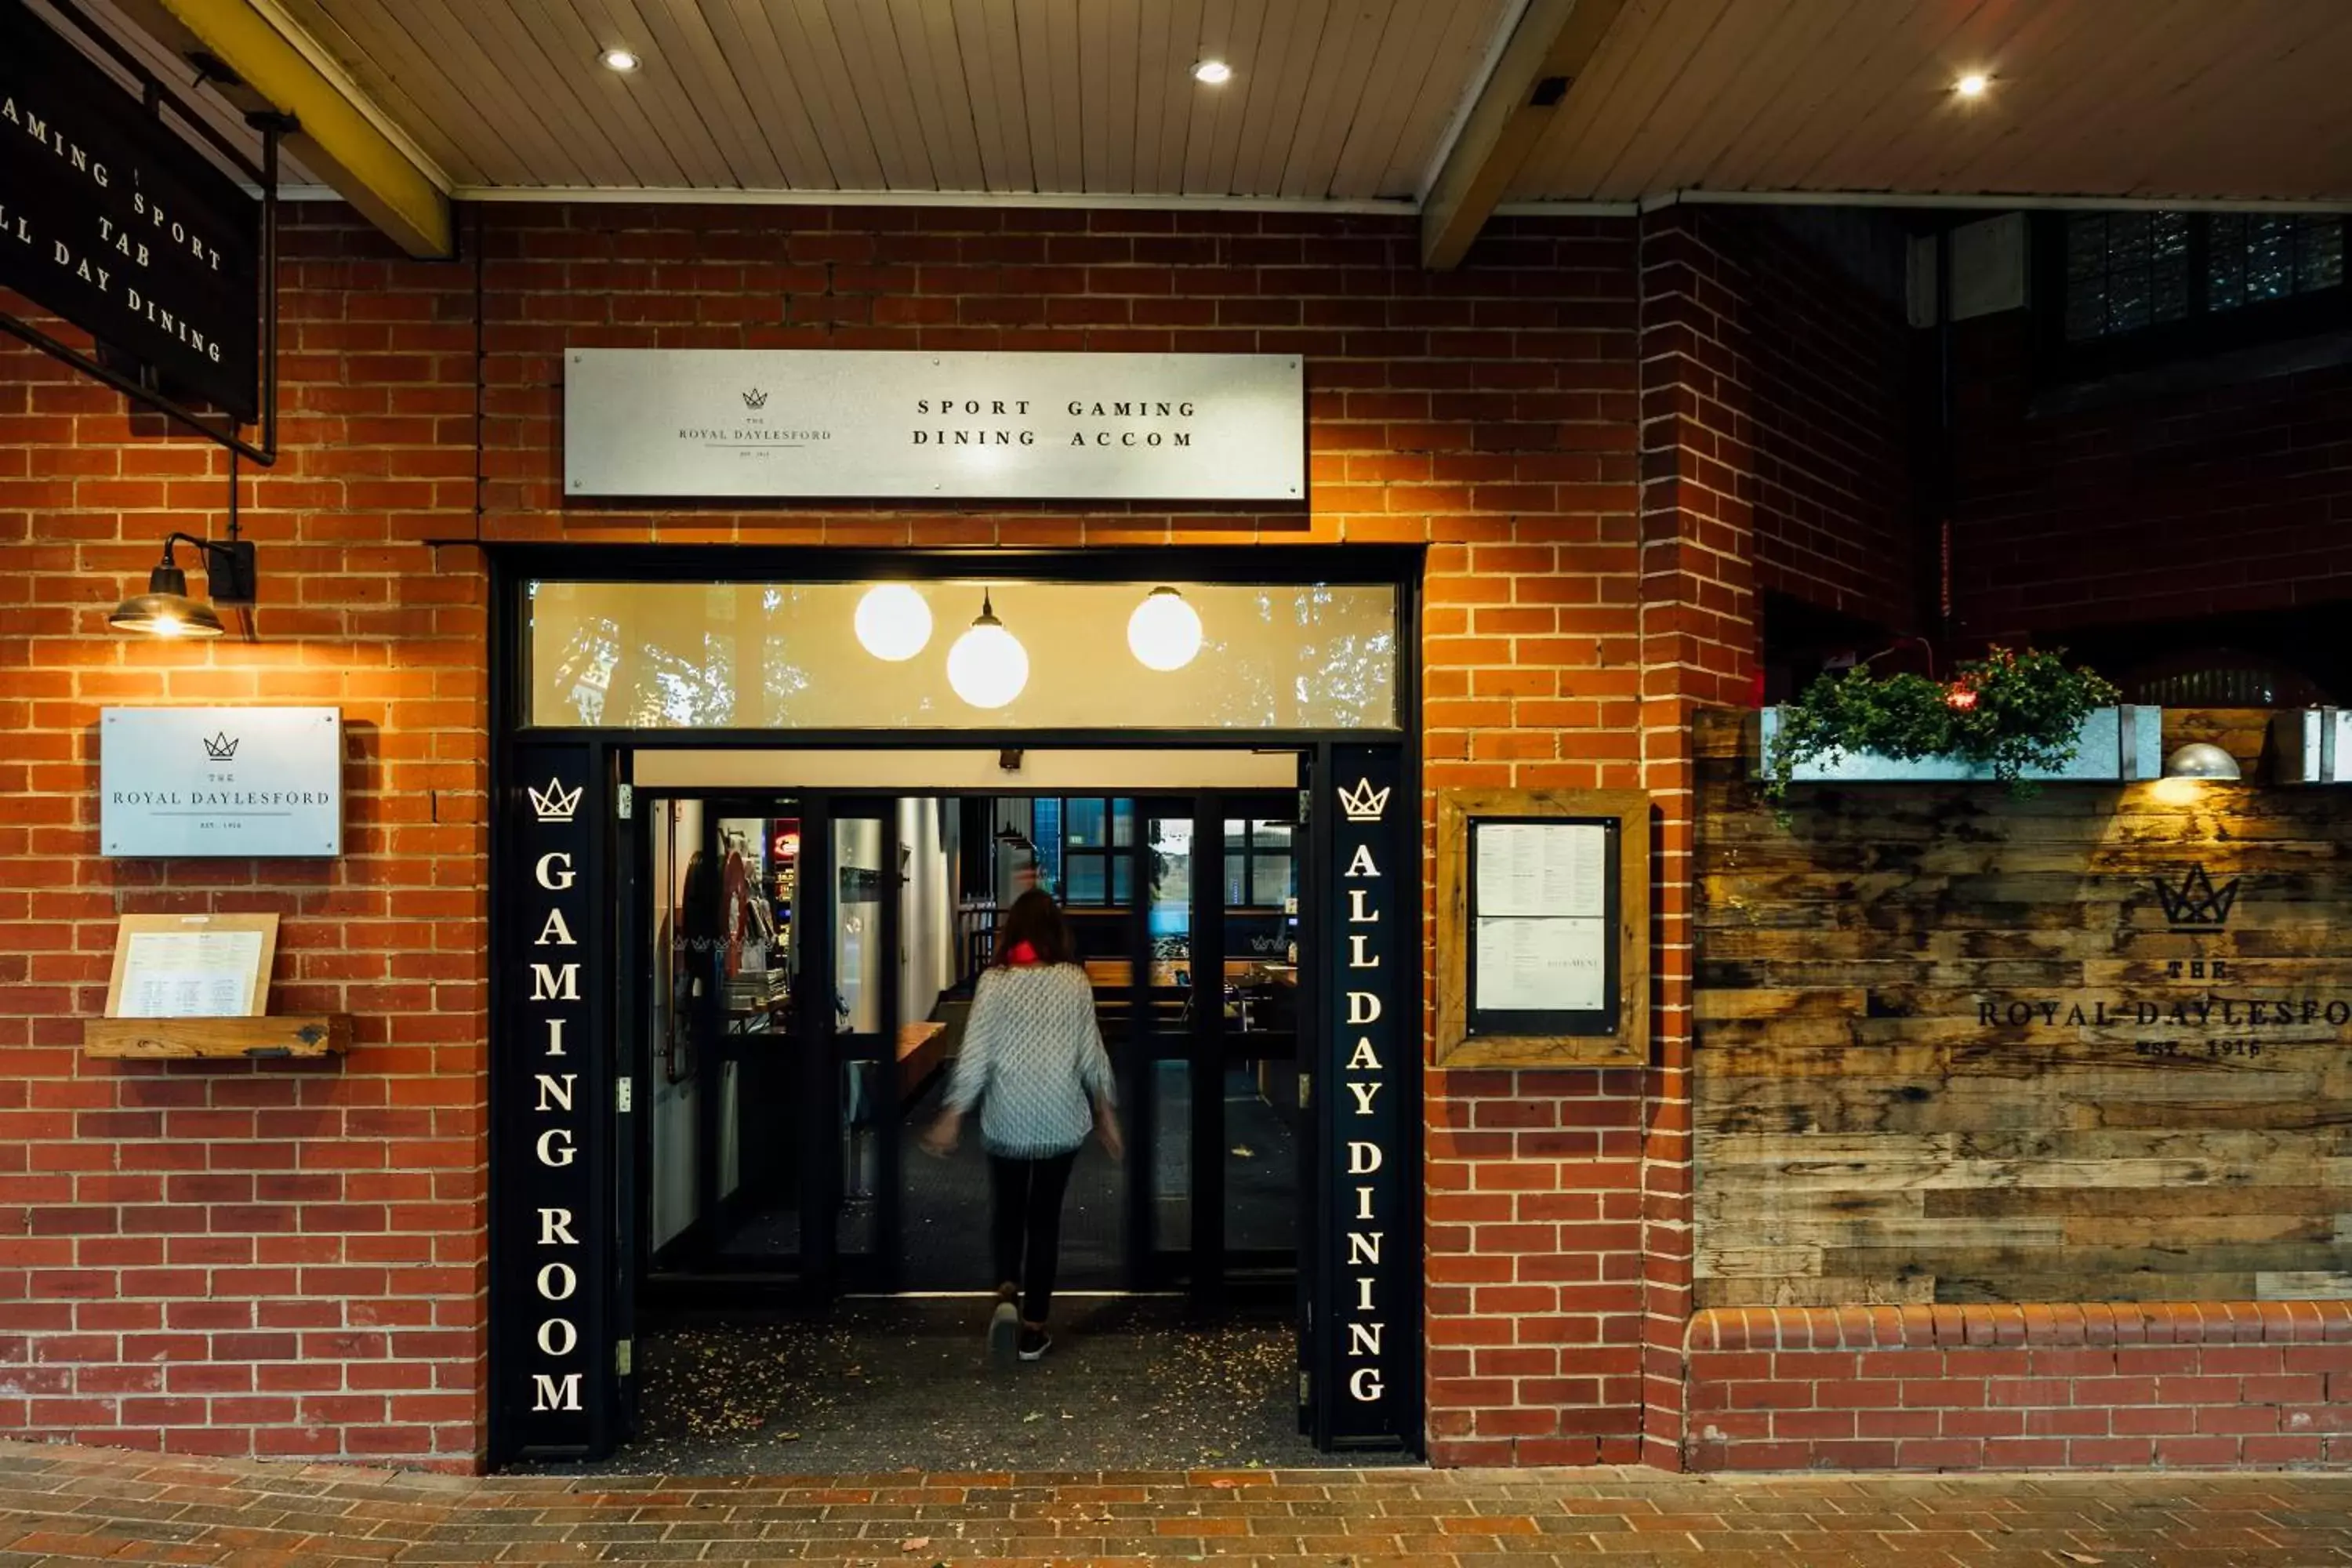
xmin=1004 ymin=940 xmax=1041 ymax=965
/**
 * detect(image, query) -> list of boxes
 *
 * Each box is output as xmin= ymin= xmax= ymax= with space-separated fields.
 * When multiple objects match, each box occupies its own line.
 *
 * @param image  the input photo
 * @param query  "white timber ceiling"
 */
xmin=59 ymin=0 xmax=2352 ymax=266
xmin=263 ymin=0 xmax=1515 ymax=201
xmin=1510 ymin=0 xmax=2352 ymax=207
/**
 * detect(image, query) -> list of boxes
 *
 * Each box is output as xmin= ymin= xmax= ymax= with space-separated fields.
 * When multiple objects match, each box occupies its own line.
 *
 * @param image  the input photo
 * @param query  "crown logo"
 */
xmin=742 ymin=387 xmax=769 ymax=409
xmin=1338 ymin=777 xmax=1391 ymax=822
xmin=201 ymin=731 xmax=238 ymax=760
xmin=2154 ymin=863 xmax=2238 ymax=927
xmin=528 ymin=776 xmax=583 ymax=822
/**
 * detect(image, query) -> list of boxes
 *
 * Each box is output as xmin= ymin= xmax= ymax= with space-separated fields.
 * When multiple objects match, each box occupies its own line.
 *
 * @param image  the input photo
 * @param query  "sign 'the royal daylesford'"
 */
xmin=101 ymin=707 xmax=341 ymax=858
xmin=0 ymin=0 xmax=263 ymax=421
xmin=563 ymin=349 xmax=1305 ymax=501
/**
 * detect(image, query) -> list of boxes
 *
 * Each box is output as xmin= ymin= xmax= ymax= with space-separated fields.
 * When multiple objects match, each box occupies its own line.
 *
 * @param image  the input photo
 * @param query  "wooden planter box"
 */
xmin=2274 ymin=707 xmax=2352 ymax=782
xmin=1755 ymin=704 xmax=2164 ymax=785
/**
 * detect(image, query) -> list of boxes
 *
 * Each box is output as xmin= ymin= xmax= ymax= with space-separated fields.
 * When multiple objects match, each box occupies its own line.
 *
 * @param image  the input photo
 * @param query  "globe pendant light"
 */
xmin=946 ymin=589 xmax=1029 ymax=709
xmin=854 ymin=583 xmax=933 ymax=661
xmin=1127 ymin=584 xmax=1203 ymax=671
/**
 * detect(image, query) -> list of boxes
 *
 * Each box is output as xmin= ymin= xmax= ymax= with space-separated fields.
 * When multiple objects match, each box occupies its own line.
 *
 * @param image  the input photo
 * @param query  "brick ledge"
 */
xmin=1691 ymin=1301 xmax=2352 ymax=1352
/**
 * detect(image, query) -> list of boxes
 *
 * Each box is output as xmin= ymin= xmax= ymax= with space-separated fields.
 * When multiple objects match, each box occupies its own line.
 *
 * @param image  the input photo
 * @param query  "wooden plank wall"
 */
xmin=1694 ymin=709 xmax=2352 ymax=1308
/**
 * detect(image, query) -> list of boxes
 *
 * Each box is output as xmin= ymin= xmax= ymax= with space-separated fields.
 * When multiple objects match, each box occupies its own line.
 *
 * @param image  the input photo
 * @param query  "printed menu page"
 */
xmin=1472 ymin=820 xmax=1610 ymax=1014
xmin=1473 ymin=916 xmax=1606 ymax=1012
xmin=1474 ymin=822 xmax=1606 ymax=917
xmin=116 ymin=930 xmax=267 ymax=1017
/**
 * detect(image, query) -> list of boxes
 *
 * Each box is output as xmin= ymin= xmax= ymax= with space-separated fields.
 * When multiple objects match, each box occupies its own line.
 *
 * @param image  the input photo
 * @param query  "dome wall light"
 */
xmin=946 ymin=588 xmax=1029 ymax=710
xmin=1192 ymin=59 xmax=1232 ymax=84
xmin=111 ymin=528 xmax=256 ymax=640
xmin=1127 ymin=584 xmax=1203 ymax=671
xmin=854 ymin=583 xmax=934 ymax=661
xmin=2164 ymin=742 xmax=2241 ymax=781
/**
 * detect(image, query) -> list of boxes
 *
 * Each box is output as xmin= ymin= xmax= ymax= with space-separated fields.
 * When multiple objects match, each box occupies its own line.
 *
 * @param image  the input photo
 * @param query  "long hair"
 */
xmin=995 ymin=887 xmax=1076 ymax=967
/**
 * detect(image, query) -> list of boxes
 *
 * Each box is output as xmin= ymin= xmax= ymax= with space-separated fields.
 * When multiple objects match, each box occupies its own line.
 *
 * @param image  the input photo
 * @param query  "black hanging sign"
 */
xmin=1317 ymin=744 xmax=1411 ymax=1444
xmin=493 ymin=745 xmax=608 ymax=1458
xmin=0 ymin=0 xmax=263 ymax=421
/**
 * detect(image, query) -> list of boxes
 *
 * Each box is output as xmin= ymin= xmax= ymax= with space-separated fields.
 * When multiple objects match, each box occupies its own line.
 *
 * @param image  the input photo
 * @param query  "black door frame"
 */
xmin=486 ymin=545 xmax=1425 ymax=1467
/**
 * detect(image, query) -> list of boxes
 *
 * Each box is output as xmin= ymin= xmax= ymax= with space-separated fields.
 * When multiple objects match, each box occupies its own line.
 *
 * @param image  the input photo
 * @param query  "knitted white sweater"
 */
xmin=944 ymin=963 xmax=1116 ymax=1157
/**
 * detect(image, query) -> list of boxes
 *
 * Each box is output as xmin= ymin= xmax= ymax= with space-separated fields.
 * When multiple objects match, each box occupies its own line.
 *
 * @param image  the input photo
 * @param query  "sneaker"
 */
xmin=1017 ymin=1326 xmax=1052 ymax=1362
xmin=987 ymin=1301 xmax=1019 ymax=1367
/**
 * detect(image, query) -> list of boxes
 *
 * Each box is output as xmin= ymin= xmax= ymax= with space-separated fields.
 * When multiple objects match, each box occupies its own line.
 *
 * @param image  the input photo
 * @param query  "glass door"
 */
xmin=1218 ymin=793 xmax=1305 ymax=1287
xmin=637 ymin=795 xmax=808 ymax=1286
xmin=1131 ymin=797 xmax=1200 ymax=1290
xmin=1129 ymin=790 xmax=1305 ymax=1310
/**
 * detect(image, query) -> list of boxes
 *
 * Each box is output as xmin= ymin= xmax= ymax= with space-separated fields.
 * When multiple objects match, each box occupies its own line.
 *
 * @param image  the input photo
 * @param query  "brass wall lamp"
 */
xmin=110 ymin=523 xmax=257 ymax=639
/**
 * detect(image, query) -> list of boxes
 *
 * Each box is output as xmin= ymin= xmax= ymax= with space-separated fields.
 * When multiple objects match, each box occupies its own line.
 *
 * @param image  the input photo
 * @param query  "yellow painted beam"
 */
xmin=114 ymin=0 xmax=452 ymax=258
xmin=1421 ymin=0 xmax=1628 ymax=271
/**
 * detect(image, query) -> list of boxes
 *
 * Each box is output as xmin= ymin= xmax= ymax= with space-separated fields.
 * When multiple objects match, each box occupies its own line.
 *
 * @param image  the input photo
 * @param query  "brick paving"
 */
xmin=0 ymin=1441 xmax=2348 ymax=1566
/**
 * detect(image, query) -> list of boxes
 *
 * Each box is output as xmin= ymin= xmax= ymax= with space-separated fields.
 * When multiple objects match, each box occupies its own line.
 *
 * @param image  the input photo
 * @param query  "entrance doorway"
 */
xmin=633 ymin=780 xmax=1308 ymax=1305
xmin=488 ymin=551 xmax=1421 ymax=1468
xmin=613 ymin=761 xmax=1335 ymax=1468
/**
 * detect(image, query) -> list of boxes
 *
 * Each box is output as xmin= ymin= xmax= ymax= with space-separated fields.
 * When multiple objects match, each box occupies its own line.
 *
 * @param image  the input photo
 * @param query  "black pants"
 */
xmin=988 ymin=1150 xmax=1077 ymax=1324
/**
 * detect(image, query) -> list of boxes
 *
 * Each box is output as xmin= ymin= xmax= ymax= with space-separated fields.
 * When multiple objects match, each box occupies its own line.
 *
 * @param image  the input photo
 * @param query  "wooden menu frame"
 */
xmin=1436 ymin=789 xmax=1649 ymax=1069
xmin=104 ymin=913 xmax=279 ymax=1018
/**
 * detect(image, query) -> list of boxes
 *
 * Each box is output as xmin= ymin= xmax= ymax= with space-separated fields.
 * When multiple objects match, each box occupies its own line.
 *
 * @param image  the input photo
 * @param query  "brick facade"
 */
xmin=6 ymin=201 xmax=1737 ymax=1468
xmin=0 ymin=216 xmax=484 ymax=1465
xmin=14 ymin=196 xmax=2308 ymax=1476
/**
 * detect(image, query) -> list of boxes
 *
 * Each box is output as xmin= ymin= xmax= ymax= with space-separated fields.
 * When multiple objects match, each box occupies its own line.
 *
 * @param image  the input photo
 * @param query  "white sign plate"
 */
xmin=101 ymin=707 xmax=342 ymax=858
xmin=563 ymin=349 xmax=1305 ymax=500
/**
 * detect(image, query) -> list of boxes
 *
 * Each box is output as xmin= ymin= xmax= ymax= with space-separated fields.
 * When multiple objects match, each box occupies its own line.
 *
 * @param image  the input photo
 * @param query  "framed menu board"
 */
xmin=1436 ymin=789 xmax=1649 ymax=1068
xmin=104 ymin=913 xmax=279 ymax=1018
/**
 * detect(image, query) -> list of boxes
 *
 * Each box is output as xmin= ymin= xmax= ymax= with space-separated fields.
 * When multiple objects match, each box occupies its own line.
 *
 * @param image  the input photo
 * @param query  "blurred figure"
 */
xmin=922 ymin=889 xmax=1121 ymax=1364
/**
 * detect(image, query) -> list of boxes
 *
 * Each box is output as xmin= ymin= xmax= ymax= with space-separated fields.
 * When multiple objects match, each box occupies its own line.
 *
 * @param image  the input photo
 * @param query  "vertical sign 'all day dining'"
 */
xmin=499 ymin=745 xmax=604 ymax=1457
xmin=1324 ymin=745 xmax=1408 ymax=1443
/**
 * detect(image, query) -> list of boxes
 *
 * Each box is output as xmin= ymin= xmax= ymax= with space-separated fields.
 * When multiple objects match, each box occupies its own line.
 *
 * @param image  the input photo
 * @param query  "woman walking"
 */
xmin=923 ymin=889 xmax=1121 ymax=1364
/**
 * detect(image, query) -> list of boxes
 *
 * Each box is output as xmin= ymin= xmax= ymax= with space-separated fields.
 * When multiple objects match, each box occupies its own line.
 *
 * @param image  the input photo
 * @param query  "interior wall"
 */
xmin=649 ymin=798 xmax=702 ymax=1252
xmin=896 ymin=799 xmax=956 ymax=1028
xmin=837 ymin=818 xmax=886 ymax=1036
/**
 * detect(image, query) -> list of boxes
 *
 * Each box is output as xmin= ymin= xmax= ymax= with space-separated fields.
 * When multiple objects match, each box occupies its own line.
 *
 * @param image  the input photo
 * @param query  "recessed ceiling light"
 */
xmin=600 ymin=47 xmax=641 ymax=72
xmin=1954 ymin=71 xmax=1990 ymax=98
xmin=1192 ymin=59 xmax=1232 ymax=85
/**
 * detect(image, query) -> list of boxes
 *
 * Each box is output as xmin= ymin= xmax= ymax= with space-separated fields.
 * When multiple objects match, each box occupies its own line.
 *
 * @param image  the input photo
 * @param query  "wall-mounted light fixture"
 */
xmin=111 ymin=525 xmax=256 ymax=639
xmin=111 ymin=457 xmax=258 ymax=640
xmin=2163 ymin=742 xmax=2241 ymax=781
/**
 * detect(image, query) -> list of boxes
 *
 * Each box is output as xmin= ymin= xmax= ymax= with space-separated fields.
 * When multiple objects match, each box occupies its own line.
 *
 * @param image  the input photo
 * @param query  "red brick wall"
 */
xmin=0 ymin=216 xmax=487 ymax=1466
xmin=1689 ymin=1303 xmax=2352 ymax=1471
xmin=1951 ymin=310 xmax=2352 ymax=640
xmin=474 ymin=202 xmax=1677 ymax=1467
xmin=6 ymin=201 xmax=1742 ymax=1468
xmin=1642 ymin=209 xmax=1919 ymax=642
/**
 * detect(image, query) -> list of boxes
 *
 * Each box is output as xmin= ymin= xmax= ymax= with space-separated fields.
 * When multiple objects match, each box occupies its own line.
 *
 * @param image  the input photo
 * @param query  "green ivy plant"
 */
xmin=1764 ymin=646 xmax=2122 ymax=798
